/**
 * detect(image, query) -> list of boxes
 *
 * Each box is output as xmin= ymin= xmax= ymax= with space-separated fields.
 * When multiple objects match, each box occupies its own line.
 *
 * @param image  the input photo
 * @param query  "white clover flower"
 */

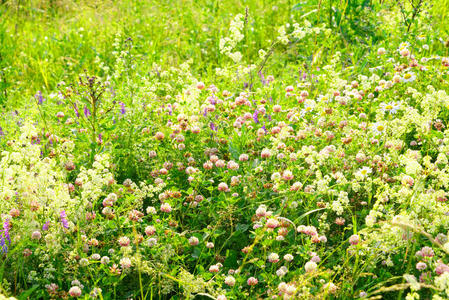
xmin=305 ymin=261 xmax=317 ymax=272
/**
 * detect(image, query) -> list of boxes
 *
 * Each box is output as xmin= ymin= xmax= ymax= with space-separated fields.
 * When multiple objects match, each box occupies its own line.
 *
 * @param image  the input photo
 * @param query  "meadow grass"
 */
xmin=0 ymin=0 xmax=449 ymax=299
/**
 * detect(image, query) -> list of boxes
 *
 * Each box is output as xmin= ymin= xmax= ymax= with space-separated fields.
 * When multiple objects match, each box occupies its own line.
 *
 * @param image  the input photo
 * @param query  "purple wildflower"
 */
xmin=0 ymin=219 xmax=11 ymax=254
xmin=210 ymin=122 xmax=217 ymax=131
xmin=207 ymin=96 xmax=216 ymax=105
xmin=0 ymin=127 xmax=4 ymax=137
xmin=35 ymin=91 xmax=44 ymax=104
xmin=74 ymin=103 xmax=80 ymax=118
xmin=253 ymin=110 xmax=259 ymax=124
xmin=42 ymin=221 xmax=50 ymax=231
xmin=119 ymin=102 xmax=126 ymax=114
xmin=60 ymin=210 xmax=69 ymax=229
xmin=84 ymin=106 xmax=91 ymax=118
xmin=98 ymin=133 xmax=102 ymax=143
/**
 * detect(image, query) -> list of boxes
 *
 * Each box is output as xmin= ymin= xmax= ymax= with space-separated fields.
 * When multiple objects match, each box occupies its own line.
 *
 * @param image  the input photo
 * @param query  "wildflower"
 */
xmin=218 ymin=182 xmax=229 ymax=192
xmin=110 ymin=264 xmax=121 ymax=275
xmin=206 ymin=242 xmax=214 ymax=249
xmin=271 ymin=172 xmax=281 ymax=181
xmin=9 ymin=208 xmax=20 ymax=217
xmin=273 ymin=105 xmax=282 ymax=112
xmin=118 ymin=236 xmax=130 ymax=247
xmin=402 ymin=71 xmax=416 ymax=82
xmin=83 ymin=106 xmax=91 ymax=117
xmin=155 ymin=132 xmax=165 ymax=140
xmin=399 ymin=48 xmax=410 ymax=57
xmin=60 ymin=210 xmax=69 ymax=229
xmin=442 ymin=57 xmax=449 ymax=67
xmin=282 ymin=170 xmax=294 ymax=181
xmin=215 ymin=159 xmax=225 ymax=168
xmin=0 ymin=219 xmax=11 ymax=254
xmin=261 ymin=148 xmax=272 ymax=158
xmin=209 ymin=264 xmax=220 ymax=273
xmin=435 ymin=263 xmax=449 ymax=275
xmin=371 ymin=122 xmax=386 ymax=135
xmin=189 ymin=236 xmax=199 ymax=246
xmin=266 ymin=218 xmax=279 ymax=229
xmin=120 ymin=257 xmax=132 ymax=269
xmin=298 ymin=225 xmax=318 ymax=236
xmin=349 ymin=234 xmax=360 ymax=245
xmin=119 ymin=102 xmax=126 ymax=114
xmin=268 ymin=253 xmax=280 ymax=263
xmin=239 ymin=154 xmax=249 ymax=161
xmin=253 ymin=110 xmax=259 ymax=124
xmin=380 ymin=101 xmax=400 ymax=114
xmin=147 ymin=238 xmax=157 ymax=247
xmin=101 ymin=256 xmax=110 ymax=264
xmin=196 ymin=82 xmax=205 ymax=90
xmin=225 ymin=275 xmax=236 ymax=286
xmin=335 ymin=217 xmax=345 ymax=225
xmin=31 ymin=231 xmax=41 ymax=240
xmin=247 ymin=277 xmax=258 ymax=286
xmin=323 ymin=282 xmax=338 ymax=294
xmin=276 ymin=266 xmax=288 ymax=277
xmin=255 ymin=205 xmax=267 ymax=217
xmin=401 ymin=175 xmax=414 ymax=187
xmin=79 ymin=258 xmax=89 ymax=267
xmin=417 ymin=246 xmax=434 ymax=258
xmin=160 ymin=203 xmax=172 ymax=213
xmin=145 ymin=226 xmax=156 ymax=236
xmin=284 ymin=254 xmax=294 ymax=262
xmin=128 ymin=210 xmax=144 ymax=222
xmin=416 ymin=262 xmax=427 ymax=271
xmin=290 ymin=181 xmax=303 ymax=191
xmin=91 ymin=254 xmax=101 ymax=260
xmin=355 ymin=167 xmax=372 ymax=179
xmin=300 ymin=100 xmax=315 ymax=116
xmin=35 ymin=91 xmax=44 ymax=104
xmin=377 ymin=47 xmax=386 ymax=55
xmin=68 ymin=286 xmax=82 ymax=297
xmin=305 ymin=261 xmax=317 ymax=272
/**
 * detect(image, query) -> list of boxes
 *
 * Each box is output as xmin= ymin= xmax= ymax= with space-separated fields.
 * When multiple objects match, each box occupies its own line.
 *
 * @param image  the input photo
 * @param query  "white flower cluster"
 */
xmin=219 ymin=14 xmax=245 ymax=63
xmin=76 ymin=154 xmax=114 ymax=209
xmin=0 ymin=122 xmax=72 ymax=215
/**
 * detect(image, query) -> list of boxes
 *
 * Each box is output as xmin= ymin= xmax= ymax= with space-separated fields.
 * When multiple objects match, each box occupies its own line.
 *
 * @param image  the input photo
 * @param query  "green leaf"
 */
xmin=19 ymin=285 xmax=40 ymax=300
